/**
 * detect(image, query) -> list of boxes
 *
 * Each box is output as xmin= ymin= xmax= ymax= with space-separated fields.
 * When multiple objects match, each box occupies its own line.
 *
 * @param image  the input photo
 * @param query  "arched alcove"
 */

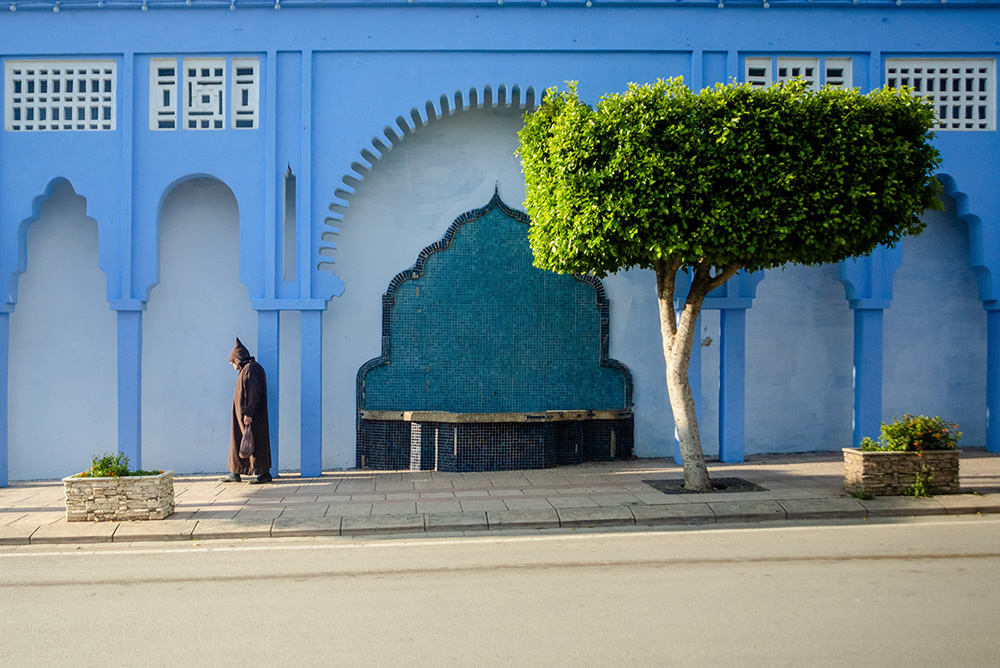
xmin=322 ymin=107 xmax=527 ymax=469
xmin=8 ymin=180 xmax=117 ymax=480
xmin=884 ymin=194 xmax=987 ymax=444
xmin=142 ymin=176 xmax=256 ymax=474
xmin=744 ymin=263 xmax=854 ymax=453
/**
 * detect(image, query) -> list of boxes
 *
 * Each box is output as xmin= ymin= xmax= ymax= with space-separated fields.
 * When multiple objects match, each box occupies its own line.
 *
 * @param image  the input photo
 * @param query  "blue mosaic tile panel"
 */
xmin=358 ymin=192 xmax=633 ymax=414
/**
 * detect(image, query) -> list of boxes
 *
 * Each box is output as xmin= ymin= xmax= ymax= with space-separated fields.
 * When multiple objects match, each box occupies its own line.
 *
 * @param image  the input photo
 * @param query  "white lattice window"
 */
xmin=745 ymin=57 xmax=853 ymax=91
xmin=183 ymin=58 xmax=225 ymax=130
xmin=5 ymin=60 xmax=116 ymax=131
xmin=231 ymin=58 xmax=259 ymax=129
xmin=149 ymin=58 xmax=178 ymax=131
xmin=886 ymin=59 xmax=995 ymax=131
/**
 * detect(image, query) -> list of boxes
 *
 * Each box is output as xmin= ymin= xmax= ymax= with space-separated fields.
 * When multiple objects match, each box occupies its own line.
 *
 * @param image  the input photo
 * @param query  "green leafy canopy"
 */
xmin=517 ymin=78 xmax=942 ymax=278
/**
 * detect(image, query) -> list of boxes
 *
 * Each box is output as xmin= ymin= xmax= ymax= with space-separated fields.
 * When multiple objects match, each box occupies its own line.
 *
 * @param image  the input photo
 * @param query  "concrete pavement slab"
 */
xmin=192 ymin=519 xmax=273 ymax=540
xmin=278 ymin=504 xmax=331 ymax=518
xmin=326 ymin=503 xmax=373 ymax=516
xmin=341 ymin=514 xmax=425 ymax=536
xmin=630 ymin=503 xmax=715 ymax=525
xmin=31 ymin=520 xmax=118 ymax=544
xmin=0 ymin=519 xmax=37 ymax=545
xmin=932 ymin=492 xmax=1000 ymax=514
xmin=416 ymin=500 xmax=463 ymax=514
xmin=778 ymin=497 xmax=867 ymax=520
xmin=371 ymin=502 xmax=418 ymax=515
xmin=709 ymin=500 xmax=788 ymax=523
xmin=459 ymin=499 xmax=508 ymax=512
xmin=113 ymin=519 xmax=197 ymax=542
xmin=503 ymin=498 xmax=555 ymax=511
xmin=859 ymin=496 xmax=946 ymax=517
xmin=546 ymin=495 xmax=600 ymax=509
xmin=424 ymin=512 xmax=488 ymax=532
xmin=487 ymin=509 xmax=560 ymax=530
xmin=630 ymin=492 xmax=690 ymax=506
xmin=271 ymin=516 xmax=342 ymax=537
xmin=557 ymin=506 xmax=635 ymax=528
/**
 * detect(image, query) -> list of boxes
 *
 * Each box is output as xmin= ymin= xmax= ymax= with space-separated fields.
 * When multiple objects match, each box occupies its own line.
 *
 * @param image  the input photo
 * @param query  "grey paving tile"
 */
xmin=778 ymin=497 xmax=867 ymax=520
xmin=341 ymin=514 xmax=424 ymax=536
xmin=271 ymin=516 xmax=342 ymax=537
xmin=349 ymin=494 xmax=387 ymax=502
xmin=113 ymin=520 xmax=197 ymax=542
xmin=557 ymin=506 xmax=635 ymax=528
xmin=630 ymin=492 xmax=691 ymax=506
xmin=31 ymin=520 xmax=118 ymax=544
xmin=191 ymin=509 xmax=241 ymax=520
xmin=459 ymin=499 xmax=508 ymax=512
xmin=932 ymin=492 xmax=1000 ymax=514
xmin=503 ymin=498 xmax=554 ymax=511
xmin=709 ymin=500 xmax=787 ymax=523
xmin=0 ymin=519 xmax=38 ymax=545
xmin=371 ymin=502 xmax=418 ymax=515
xmin=630 ymin=503 xmax=715 ymax=525
xmin=235 ymin=509 xmax=284 ymax=521
xmin=418 ymin=492 xmax=456 ymax=499
xmin=326 ymin=503 xmax=373 ymax=517
xmin=547 ymin=495 xmax=600 ymax=509
xmin=589 ymin=494 xmax=642 ymax=507
xmin=279 ymin=504 xmax=330 ymax=518
xmin=416 ymin=500 xmax=463 ymax=514
xmin=192 ymin=519 xmax=273 ymax=540
xmin=487 ymin=509 xmax=560 ymax=530
xmin=488 ymin=489 xmax=525 ymax=496
xmin=859 ymin=496 xmax=946 ymax=517
xmin=424 ymin=512 xmax=488 ymax=532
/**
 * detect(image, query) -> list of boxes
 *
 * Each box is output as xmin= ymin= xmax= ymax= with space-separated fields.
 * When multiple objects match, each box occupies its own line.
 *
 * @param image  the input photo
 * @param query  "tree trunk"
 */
xmin=655 ymin=259 xmax=741 ymax=492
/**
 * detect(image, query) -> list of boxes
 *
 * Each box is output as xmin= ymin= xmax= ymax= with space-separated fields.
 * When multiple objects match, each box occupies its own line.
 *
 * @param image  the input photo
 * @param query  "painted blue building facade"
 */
xmin=0 ymin=0 xmax=998 ymax=484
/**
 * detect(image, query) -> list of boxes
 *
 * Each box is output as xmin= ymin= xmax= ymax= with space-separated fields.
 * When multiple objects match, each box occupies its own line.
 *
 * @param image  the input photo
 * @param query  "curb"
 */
xmin=3 ymin=494 xmax=999 ymax=546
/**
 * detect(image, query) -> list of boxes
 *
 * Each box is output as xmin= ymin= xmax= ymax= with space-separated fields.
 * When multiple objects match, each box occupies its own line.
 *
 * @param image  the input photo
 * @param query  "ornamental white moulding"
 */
xmin=745 ymin=57 xmax=853 ymax=91
xmin=149 ymin=56 xmax=259 ymax=131
xmin=5 ymin=59 xmax=116 ymax=132
xmin=886 ymin=59 xmax=996 ymax=131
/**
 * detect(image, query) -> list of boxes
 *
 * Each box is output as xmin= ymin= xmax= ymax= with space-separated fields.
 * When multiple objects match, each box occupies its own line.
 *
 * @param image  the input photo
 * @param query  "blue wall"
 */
xmin=1 ymin=1 xmax=998 ymax=482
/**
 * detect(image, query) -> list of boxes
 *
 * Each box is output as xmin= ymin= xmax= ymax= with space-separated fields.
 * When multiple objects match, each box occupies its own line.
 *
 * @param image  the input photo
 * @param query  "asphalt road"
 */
xmin=1 ymin=517 xmax=999 ymax=667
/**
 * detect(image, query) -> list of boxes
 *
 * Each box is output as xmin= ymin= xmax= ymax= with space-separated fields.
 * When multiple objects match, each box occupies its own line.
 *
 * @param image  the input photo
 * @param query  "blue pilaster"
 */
xmin=718 ymin=308 xmax=746 ymax=463
xmin=116 ymin=310 xmax=143 ymax=470
xmin=301 ymin=309 xmax=323 ymax=476
xmin=0 ymin=311 xmax=9 ymax=488
xmin=257 ymin=310 xmax=280 ymax=477
xmin=839 ymin=246 xmax=902 ymax=448
xmin=988 ymin=309 xmax=1000 ymax=453
xmin=852 ymin=309 xmax=884 ymax=446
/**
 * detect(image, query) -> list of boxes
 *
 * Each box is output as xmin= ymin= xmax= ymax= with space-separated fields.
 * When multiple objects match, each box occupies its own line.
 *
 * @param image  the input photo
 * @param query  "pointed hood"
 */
xmin=228 ymin=338 xmax=254 ymax=367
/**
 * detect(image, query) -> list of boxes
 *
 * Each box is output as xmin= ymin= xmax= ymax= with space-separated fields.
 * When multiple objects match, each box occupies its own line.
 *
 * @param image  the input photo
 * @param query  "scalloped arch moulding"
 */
xmin=2 ymin=1 xmax=1000 ymax=486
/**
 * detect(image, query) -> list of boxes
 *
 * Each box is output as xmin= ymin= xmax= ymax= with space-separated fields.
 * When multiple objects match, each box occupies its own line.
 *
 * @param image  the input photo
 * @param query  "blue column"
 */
xmin=0 ymin=311 xmax=8 ymax=488
xmin=116 ymin=310 xmax=143 ymax=470
xmin=675 ymin=314 xmax=702 ymax=465
xmin=301 ymin=310 xmax=323 ymax=477
xmin=988 ymin=309 xmax=1000 ymax=453
xmin=852 ymin=308 xmax=884 ymax=447
xmin=257 ymin=310 xmax=280 ymax=478
xmin=718 ymin=308 xmax=746 ymax=463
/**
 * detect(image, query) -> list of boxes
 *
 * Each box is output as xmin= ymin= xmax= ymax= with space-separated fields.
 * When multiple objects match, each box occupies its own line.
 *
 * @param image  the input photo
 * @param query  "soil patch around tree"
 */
xmin=643 ymin=477 xmax=768 ymax=494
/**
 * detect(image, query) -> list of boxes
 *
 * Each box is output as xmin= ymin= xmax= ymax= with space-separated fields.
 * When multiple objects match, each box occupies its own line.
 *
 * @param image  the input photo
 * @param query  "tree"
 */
xmin=517 ymin=78 xmax=941 ymax=491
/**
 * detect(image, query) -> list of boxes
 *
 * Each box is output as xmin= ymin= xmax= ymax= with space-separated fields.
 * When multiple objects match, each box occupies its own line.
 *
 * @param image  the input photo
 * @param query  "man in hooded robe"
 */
xmin=221 ymin=338 xmax=273 ymax=484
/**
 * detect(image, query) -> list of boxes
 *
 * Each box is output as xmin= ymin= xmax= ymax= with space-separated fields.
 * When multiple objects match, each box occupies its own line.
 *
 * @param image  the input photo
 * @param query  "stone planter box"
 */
xmin=62 ymin=470 xmax=174 ymax=522
xmin=843 ymin=448 xmax=960 ymax=496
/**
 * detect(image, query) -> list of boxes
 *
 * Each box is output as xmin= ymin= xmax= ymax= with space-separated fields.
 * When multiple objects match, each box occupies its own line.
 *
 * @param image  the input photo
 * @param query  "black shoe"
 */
xmin=220 ymin=473 xmax=241 ymax=483
xmin=249 ymin=473 xmax=273 ymax=485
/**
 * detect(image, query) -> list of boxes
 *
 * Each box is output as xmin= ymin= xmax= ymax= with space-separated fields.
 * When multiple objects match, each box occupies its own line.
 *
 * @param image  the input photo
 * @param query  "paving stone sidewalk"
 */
xmin=2 ymin=450 xmax=1000 ymax=545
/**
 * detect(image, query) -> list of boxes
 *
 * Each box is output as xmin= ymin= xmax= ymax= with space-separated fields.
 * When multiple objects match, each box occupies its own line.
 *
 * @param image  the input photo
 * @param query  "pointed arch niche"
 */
xmin=8 ymin=180 xmax=117 ymax=481
xmin=142 ymin=176 xmax=256 ymax=474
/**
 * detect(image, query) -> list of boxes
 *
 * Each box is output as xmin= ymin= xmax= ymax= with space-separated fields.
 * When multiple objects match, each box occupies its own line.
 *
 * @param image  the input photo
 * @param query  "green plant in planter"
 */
xmin=74 ymin=452 xmax=163 ymax=478
xmin=859 ymin=414 xmax=961 ymax=452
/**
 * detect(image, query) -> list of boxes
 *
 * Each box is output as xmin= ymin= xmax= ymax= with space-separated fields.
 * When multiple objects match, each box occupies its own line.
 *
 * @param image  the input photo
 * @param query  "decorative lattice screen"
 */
xmin=149 ymin=58 xmax=178 ymax=131
xmin=5 ymin=60 xmax=116 ymax=132
xmin=745 ymin=57 xmax=852 ymax=91
xmin=886 ymin=59 xmax=995 ymax=131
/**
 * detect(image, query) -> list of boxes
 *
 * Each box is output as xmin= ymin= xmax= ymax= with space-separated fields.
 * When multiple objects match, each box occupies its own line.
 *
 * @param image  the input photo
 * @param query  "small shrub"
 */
xmin=75 ymin=452 xmax=162 ymax=478
xmin=859 ymin=414 xmax=961 ymax=453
